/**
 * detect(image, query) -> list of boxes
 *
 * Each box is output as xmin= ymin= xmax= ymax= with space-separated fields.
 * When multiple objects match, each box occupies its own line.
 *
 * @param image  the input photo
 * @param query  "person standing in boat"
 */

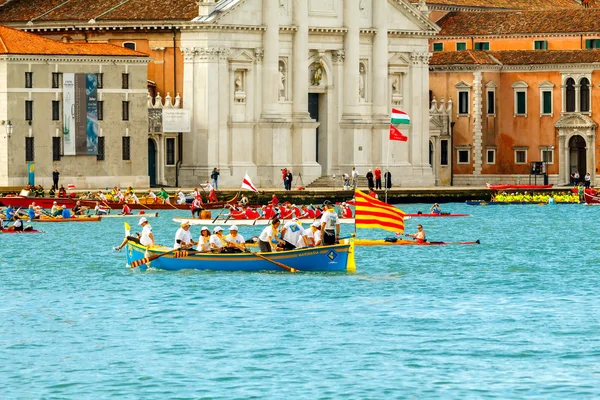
xmin=258 ymin=218 xmax=284 ymax=252
xmin=225 ymin=225 xmax=246 ymax=253
xmin=209 ymin=226 xmax=226 ymax=252
xmin=280 ymin=217 xmax=307 ymax=251
xmin=174 ymin=221 xmax=196 ymax=250
xmin=407 ymin=224 xmax=426 ymax=243
xmin=585 ymin=172 xmax=591 ymax=188
xmin=139 ymin=217 xmax=155 ymax=248
xmin=157 ymin=188 xmax=171 ymax=204
xmin=176 ymin=189 xmax=187 ymax=205
xmin=320 ymin=200 xmax=340 ymax=245
xmin=197 ymin=226 xmax=211 ymax=252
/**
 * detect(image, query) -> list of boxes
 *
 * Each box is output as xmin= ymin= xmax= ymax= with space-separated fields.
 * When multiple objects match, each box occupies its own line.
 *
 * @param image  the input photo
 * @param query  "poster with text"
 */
xmin=62 ymin=73 xmax=76 ymax=155
xmin=85 ymin=74 xmax=98 ymax=155
xmin=74 ymin=73 xmax=87 ymax=154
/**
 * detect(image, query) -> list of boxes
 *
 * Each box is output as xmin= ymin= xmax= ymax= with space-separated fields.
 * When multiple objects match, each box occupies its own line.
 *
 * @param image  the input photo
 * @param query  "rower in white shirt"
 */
xmin=209 ymin=226 xmax=226 ymax=252
xmin=174 ymin=221 xmax=196 ymax=249
xmin=176 ymin=189 xmax=187 ymax=205
xmin=224 ymin=225 xmax=245 ymax=253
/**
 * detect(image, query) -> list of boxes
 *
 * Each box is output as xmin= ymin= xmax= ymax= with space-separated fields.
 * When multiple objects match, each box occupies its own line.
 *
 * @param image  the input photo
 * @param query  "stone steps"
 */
xmin=307 ymin=175 xmax=371 ymax=188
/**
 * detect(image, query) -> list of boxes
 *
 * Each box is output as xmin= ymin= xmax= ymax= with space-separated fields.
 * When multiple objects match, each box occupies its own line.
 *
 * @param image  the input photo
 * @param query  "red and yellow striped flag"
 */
xmin=354 ymin=189 xmax=406 ymax=234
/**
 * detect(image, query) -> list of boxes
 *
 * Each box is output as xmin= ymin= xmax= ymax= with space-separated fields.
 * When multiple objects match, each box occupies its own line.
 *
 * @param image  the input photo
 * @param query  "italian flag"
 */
xmin=391 ymin=108 xmax=410 ymax=125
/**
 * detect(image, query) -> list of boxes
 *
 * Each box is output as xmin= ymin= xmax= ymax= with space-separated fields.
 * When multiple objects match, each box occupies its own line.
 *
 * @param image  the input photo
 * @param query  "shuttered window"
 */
xmin=25 ymin=137 xmax=34 ymax=161
xmin=97 ymin=136 xmax=105 ymax=161
xmin=122 ymin=136 xmax=131 ymax=161
xmin=52 ymin=137 xmax=61 ymax=161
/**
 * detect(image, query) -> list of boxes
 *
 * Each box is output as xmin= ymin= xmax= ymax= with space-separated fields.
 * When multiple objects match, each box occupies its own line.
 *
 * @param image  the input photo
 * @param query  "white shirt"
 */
xmin=226 ymin=233 xmax=245 ymax=246
xmin=140 ymin=224 xmax=153 ymax=246
xmin=197 ymin=235 xmax=210 ymax=251
xmin=174 ymin=227 xmax=193 ymax=249
xmin=320 ymin=210 xmax=338 ymax=231
xmin=282 ymin=221 xmax=304 ymax=246
xmin=148 ymin=191 xmax=157 ymax=200
xmin=352 ymin=170 xmax=359 ymax=179
xmin=177 ymin=192 xmax=186 ymax=204
xmin=296 ymin=229 xmax=313 ymax=248
xmin=313 ymin=229 xmax=322 ymax=246
xmin=258 ymin=225 xmax=276 ymax=242
xmin=209 ymin=234 xmax=225 ymax=249
xmin=99 ymin=193 xmax=107 ymax=201
xmin=204 ymin=183 xmax=214 ymax=192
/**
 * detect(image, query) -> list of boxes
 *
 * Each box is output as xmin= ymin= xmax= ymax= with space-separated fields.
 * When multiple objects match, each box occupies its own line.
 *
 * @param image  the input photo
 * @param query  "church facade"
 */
xmin=179 ymin=0 xmax=439 ymax=187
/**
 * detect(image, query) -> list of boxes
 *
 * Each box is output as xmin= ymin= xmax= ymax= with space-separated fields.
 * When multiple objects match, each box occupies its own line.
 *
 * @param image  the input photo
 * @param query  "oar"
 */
xmin=130 ymin=248 xmax=180 ymax=269
xmin=249 ymin=251 xmax=298 ymax=273
xmin=212 ymin=206 xmax=228 ymax=223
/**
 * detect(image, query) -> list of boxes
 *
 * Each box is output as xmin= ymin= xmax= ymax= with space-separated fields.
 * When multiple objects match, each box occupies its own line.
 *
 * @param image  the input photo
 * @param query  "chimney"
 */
xmin=199 ymin=0 xmax=216 ymax=17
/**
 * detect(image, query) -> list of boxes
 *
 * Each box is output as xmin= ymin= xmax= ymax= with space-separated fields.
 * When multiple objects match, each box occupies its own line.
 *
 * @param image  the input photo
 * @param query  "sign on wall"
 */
xmin=63 ymin=73 xmax=98 ymax=155
xmin=162 ymin=109 xmax=190 ymax=133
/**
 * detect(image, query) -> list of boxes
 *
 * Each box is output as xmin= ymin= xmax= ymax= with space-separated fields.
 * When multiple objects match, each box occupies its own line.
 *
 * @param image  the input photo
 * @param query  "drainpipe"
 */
xmin=450 ymin=122 xmax=455 ymax=186
xmin=173 ymin=29 xmax=182 ymax=187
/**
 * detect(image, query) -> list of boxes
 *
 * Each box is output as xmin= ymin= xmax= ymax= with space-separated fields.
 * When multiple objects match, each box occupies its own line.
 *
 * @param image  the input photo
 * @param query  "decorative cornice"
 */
xmin=254 ymin=48 xmax=264 ymax=63
xmin=179 ymin=46 xmax=230 ymax=61
xmin=435 ymin=32 xmax=600 ymax=40
xmin=410 ymin=52 xmax=432 ymax=65
xmin=332 ymin=50 xmax=345 ymax=64
xmin=0 ymin=54 xmax=149 ymax=64
xmin=431 ymin=63 xmax=600 ymax=72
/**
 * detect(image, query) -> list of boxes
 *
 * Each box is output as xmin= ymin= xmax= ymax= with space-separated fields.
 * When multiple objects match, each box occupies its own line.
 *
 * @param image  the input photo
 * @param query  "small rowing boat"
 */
xmin=466 ymin=201 xmax=580 ymax=206
xmin=341 ymin=238 xmax=480 ymax=246
xmin=33 ymin=215 xmax=102 ymax=223
xmin=171 ymin=217 xmax=357 ymax=226
xmin=101 ymin=212 xmax=158 ymax=219
xmin=405 ymin=213 xmax=471 ymax=217
xmin=486 ymin=184 xmax=553 ymax=190
xmin=125 ymin=240 xmax=356 ymax=272
xmin=0 ymin=228 xmax=42 ymax=234
xmin=80 ymin=194 xmax=238 ymax=211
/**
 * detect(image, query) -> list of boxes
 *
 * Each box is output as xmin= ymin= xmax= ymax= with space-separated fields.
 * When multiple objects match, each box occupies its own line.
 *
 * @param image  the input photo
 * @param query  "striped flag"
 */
xmin=354 ymin=189 xmax=406 ymax=234
xmin=391 ymin=108 xmax=410 ymax=125
xmin=390 ymin=124 xmax=408 ymax=142
xmin=241 ymin=173 xmax=258 ymax=192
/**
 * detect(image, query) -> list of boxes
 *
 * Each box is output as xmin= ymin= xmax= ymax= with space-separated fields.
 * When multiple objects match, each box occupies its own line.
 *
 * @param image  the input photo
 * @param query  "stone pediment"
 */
xmin=555 ymin=114 xmax=598 ymax=129
xmin=388 ymin=53 xmax=410 ymax=66
xmin=229 ymin=49 xmax=255 ymax=63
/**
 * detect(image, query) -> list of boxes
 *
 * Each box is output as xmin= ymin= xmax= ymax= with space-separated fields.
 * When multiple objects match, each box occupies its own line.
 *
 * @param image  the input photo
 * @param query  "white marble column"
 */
xmin=292 ymin=0 xmax=309 ymax=119
xmin=262 ymin=0 xmax=280 ymax=118
xmin=342 ymin=0 xmax=360 ymax=118
xmin=372 ymin=0 xmax=388 ymax=118
xmin=181 ymin=47 xmax=196 ymax=168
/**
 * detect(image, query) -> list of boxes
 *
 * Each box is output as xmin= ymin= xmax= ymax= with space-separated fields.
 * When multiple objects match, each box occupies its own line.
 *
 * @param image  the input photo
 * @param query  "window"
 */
xmin=52 ymin=100 xmax=60 ymax=121
xmin=97 ymin=136 xmax=105 ymax=161
xmin=166 ymin=138 xmax=176 ymax=166
xmin=585 ymin=39 xmax=600 ymax=49
xmin=541 ymin=149 xmax=554 ymax=164
xmin=433 ymin=42 xmax=443 ymax=52
xmin=25 ymin=137 xmax=34 ymax=161
xmin=122 ymin=73 xmax=129 ymax=89
xmin=25 ymin=72 xmax=32 ymax=88
xmin=516 ymin=92 xmax=526 ymax=115
xmin=122 ymin=101 xmax=129 ymax=121
xmin=486 ymin=149 xmax=496 ymax=164
xmin=122 ymin=136 xmax=131 ymax=161
xmin=534 ymin=40 xmax=548 ymax=50
xmin=456 ymin=42 xmax=466 ymax=51
xmin=457 ymin=149 xmax=470 ymax=164
xmin=458 ymin=91 xmax=469 ymax=115
xmin=487 ymin=90 xmax=495 ymax=115
xmin=580 ymin=78 xmax=590 ymax=112
xmin=440 ymin=139 xmax=449 ymax=166
xmin=474 ymin=42 xmax=489 ymax=50
xmin=542 ymin=91 xmax=552 ymax=115
xmin=52 ymin=72 xmax=60 ymax=88
xmin=25 ymin=100 xmax=33 ymax=121
xmin=565 ymin=78 xmax=576 ymax=112
xmin=98 ymin=101 xmax=104 ymax=121
xmin=123 ymin=42 xmax=136 ymax=51
xmin=97 ymin=73 xmax=104 ymax=89
xmin=52 ymin=137 xmax=61 ymax=161
xmin=514 ymin=149 xmax=527 ymax=164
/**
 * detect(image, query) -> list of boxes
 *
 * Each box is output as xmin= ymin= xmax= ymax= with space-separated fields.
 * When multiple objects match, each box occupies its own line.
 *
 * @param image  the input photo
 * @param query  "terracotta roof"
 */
xmin=412 ymin=0 xmax=593 ymax=10
xmin=430 ymin=49 xmax=600 ymax=66
xmin=0 ymin=0 xmax=198 ymax=23
xmin=437 ymin=9 xmax=600 ymax=36
xmin=0 ymin=24 xmax=147 ymax=56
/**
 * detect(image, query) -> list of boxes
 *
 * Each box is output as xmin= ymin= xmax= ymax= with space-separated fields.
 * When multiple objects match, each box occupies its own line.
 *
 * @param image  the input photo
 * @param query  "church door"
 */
xmin=148 ymin=138 xmax=157 ymax=186
xmin=568 ymin=135 xmax=586 ymax=179
xmin=308 ymin=93 xmax=319 ymax=163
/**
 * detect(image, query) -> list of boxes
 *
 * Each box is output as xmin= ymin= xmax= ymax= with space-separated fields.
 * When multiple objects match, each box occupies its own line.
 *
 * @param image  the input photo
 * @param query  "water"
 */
xmin=2 ymin=203 xmax=600 ymax=399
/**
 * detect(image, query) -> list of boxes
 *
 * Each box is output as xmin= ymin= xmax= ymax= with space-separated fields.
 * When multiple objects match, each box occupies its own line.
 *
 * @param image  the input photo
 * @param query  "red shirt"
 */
xmin=271 ymin=196 xmax=279 ymax=206
xmin=122 ymin=204 xmax=131 ymax=215
xmin=264 ymin=206 xmax=274 ymax=219
xmin=374 ymin=168 xmax=381 ymax=179
xmin=342 ymin=206 xmax=353 ymax=218
xmin=315 ymin=208 xmax=323 ymax=218
xmin=369 ymin=191 xmax=378 ymax=199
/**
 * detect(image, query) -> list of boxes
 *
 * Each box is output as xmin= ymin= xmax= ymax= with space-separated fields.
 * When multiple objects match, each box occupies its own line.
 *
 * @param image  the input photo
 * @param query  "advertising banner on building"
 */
xmin=162 ymin=109 xmax=191 ymax=133
xmin=63 ymin=73 xmax=76 ymax=155
xmin=74 ymin=73 xmax=87 ymax=154
xmin=85 ymin=74 xmax=98 ymax=155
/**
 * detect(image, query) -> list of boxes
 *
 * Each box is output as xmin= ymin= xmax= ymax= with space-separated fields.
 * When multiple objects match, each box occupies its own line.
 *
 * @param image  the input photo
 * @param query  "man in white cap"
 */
xmin=60 ymin=204 xmax=71 ymax=219
xmin=50 ymin=201 xmax=61 ymax=217
xmin=225 ymin=225 xmax=245 ymax=253
xmin=311 ymin=220 xmax=322 ymax=246
xmin=139 ymin=217 xmax=155 ymax=247
xmin=320 ymin=200 xmax=340 ymax=245
xmin=209 ymin=226 xmax=225 ymax=252
xmin=174 ymin=221 xmax=196 ymax=249
xmin=280 ymin=216 xmax=307 ymax=251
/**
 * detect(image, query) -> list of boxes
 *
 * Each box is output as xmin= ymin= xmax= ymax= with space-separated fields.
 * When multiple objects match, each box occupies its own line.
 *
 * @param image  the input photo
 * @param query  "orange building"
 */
xmin=428 ymin=7 xmax=600 ymax=186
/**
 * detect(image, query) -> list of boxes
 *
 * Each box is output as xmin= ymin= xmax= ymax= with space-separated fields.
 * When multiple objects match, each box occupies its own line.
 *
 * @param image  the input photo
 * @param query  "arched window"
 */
xmin=123 ymin=42 xmax=136 ymax=51
xmin=565 ymin=78 xmax=576 ymax=112
xmin=580 ymin=78 xmax=590 ymax=112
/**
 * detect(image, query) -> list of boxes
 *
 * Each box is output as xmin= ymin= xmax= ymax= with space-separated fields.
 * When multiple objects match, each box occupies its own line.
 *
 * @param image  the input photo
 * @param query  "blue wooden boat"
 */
xmin=125 ymin=240 xmax=356 ymax=273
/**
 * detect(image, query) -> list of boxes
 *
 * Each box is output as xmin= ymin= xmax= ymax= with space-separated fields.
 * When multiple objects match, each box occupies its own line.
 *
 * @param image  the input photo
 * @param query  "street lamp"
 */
xmin=5 ymin=120 xmax=12 ymax=138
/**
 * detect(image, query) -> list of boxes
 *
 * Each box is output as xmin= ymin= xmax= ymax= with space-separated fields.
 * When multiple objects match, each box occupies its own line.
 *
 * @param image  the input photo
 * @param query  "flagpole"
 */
xmin=385 ymin=136 xmax=391 ymax=204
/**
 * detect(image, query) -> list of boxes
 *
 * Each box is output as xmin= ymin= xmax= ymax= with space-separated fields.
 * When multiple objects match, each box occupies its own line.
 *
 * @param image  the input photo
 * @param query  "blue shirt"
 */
xmin=28 ymin=208 xmax=35 ymax=220
xmin=62 ymin=209 xmax=71 ymax=219
xmin=5 ymin=207 xmax=14 ymax=219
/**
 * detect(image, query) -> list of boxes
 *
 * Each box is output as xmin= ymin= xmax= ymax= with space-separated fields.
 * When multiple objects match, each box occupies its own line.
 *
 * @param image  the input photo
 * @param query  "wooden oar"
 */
xmin=212 ymin=206 xmax=228 ymax=223
xmin=130 ymin=248 xmax=180 ymax=269
xmin=249 ymin=251 xmax=298 ymax=273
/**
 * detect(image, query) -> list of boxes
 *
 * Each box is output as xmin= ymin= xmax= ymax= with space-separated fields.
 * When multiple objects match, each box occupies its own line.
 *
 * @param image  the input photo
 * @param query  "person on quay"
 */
xmin=320 ymin=200 xmax=340 ymax=246
xmin=225 ymin=225 xmax=246 ymax=253
xmin=430 ymin=203 xmax=442 ymax=214
xmin=60 ymin=205 xmax=71 ymax=219
xmin=139 ymin=217 xmax=155 ymax=248
xmin=351 ymin=167 xmax=359 ymax=190
xmin=174 ymin=221 xmax=197 ymax=250
xmin=50 ymin=201 xmax=62 ymax=217
xmin=209 ymin=226 xmax=226 ymax=252
xmin=374 ymin=167 xmax=382 ymax=190
xmin=407 ymin=224 xmax=426 ymax=243
xmin=585 ymin=172 xmax=591 ymax=189
xmin=366 ymin=169 xmax=374 ymax=189
xmin=197 ymin=226 xmax=211 ymax=253
xmin=176 ymin=189 xmax=187 ymax=205
xmin=384 ymin=170 xmax=392 ymax=189
xmin=258 ymin=218 xmax=285 ymax=252
xmin=341 ymin=173 xmax=350 ymax=190
xmin=280 ymin=217 xmax=307 ymax=251
xmin=52 ymin=168 xmax=60 ymax=190
xmin=191 ymin=196 xmax=203 ymax=218
xmin=120 ymin=203 xmax=132 ymax=216
xmin=211 ymin=167 xmax=220 ymax=191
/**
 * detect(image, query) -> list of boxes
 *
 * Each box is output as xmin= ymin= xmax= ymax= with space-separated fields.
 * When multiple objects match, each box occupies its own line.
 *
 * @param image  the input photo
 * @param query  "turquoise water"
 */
xmin=2 ymin=203 xmax=600 ymax=399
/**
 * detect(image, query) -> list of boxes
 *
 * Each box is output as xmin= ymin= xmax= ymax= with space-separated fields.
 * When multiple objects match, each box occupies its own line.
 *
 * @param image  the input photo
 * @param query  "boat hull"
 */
xmin=405 ymin=213 xmax=470 ymax=217
xmin=101 ymin=212 xmax=159 ymax=219
xmin=486 ymin=184 xmax=553 ymax=190
xmin=80 ymin=195 xmax=237 ymax=211
xmin=172 ymin=217 xmax=356 ymax=226
xmin=125 ymin=241 xmax=353 ymax=272
xmin=584 ymin=191 xmax=600 ymax=204
xmin=343 ymin=238 xmax=480 ymax=246
xmin=466 ymin=201 xmax=580 ymax=206
xmin=0 ymin=229 xmax=42 ymax=234
xmin=0 ymin=196 xmax=74 ymax=209
xmin=33 ymin=216 xmax=102 ymax=222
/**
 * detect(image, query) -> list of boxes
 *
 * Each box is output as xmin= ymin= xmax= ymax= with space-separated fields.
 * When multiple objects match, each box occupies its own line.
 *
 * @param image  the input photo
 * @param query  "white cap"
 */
xmin=200 ymin=226 xmax=209 ymax=231
xmin=138 ymin=217 xmax=148 ymax=225
xmin=312 ymin=221 xmax=321 ymax=228
xmin=229 ymin=225 xmax=239 ymax=231
xmin=214 ymin=226 xmax=223 ymax=233
xmin=62 ymin=205 xmax=66 ymax=208
xmin=53 ymin=201 xmax=57 ymax=204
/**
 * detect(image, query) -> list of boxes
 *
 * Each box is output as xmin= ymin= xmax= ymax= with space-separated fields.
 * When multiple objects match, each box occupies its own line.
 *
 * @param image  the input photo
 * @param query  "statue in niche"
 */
xmin=235 ymin=75 xmax=243 ymax=92
xmin=392 ymin=78 xmax=399 ymax=93
xmin=359 ymin=64 xmax=366 ymax=99
xmin=278 ymin=65 xmax=286 ymax=100
xmin=312 ymin=62 xmax=323 ymax=86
